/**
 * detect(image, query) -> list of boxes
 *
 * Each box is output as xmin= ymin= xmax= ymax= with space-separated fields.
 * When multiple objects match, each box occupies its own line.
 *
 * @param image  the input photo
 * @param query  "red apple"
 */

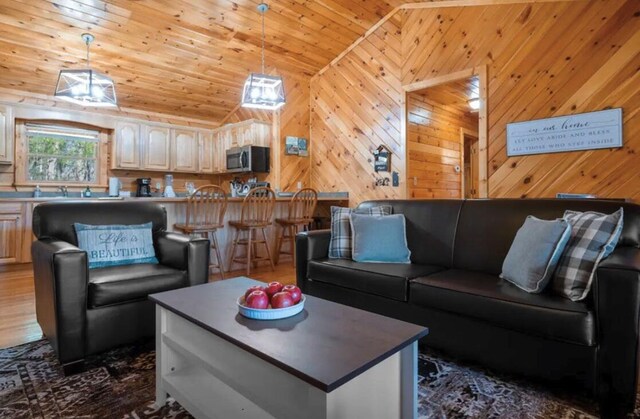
xmin=282 ymin=285 xmax=302 ymax=304
xmin=265 ymin=281 xmax=284 ymax=298
xmin=271 ymin=291 xmax=294 ymax=309
xmin=244 ymin=285 xmax=266 ymax=300
xmin=245 ymin=290 xmax=269 ymax=309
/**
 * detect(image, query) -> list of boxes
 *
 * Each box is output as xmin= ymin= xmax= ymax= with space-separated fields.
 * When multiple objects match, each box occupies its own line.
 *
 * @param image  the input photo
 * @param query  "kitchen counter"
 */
xmin=0 ymin=192 xmax=348 ymax=203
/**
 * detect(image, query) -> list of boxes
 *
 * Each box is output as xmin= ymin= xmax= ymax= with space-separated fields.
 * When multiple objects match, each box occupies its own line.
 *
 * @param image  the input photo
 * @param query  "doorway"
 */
xmin=402 ymin=67 xmax=487 ymax=199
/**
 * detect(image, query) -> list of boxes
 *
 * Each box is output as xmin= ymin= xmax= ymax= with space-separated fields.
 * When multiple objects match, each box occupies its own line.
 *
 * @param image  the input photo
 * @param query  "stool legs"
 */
xmin=275 ymin=224 xmax=299 ymax=267
xmin=229 ymin=227 xmax=275 ymax=276
xmin=209 ymin=231 xmax=225 ymax=280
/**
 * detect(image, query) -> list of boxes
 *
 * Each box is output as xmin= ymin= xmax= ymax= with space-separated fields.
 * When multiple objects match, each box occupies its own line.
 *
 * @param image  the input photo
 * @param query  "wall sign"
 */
xmin=373 ymin=145 xmax=391 ymax=172
xmin=285 ymin=136 xmax=308 ymax=156
xmin=506 ymin=108 xmax=622 ymax=157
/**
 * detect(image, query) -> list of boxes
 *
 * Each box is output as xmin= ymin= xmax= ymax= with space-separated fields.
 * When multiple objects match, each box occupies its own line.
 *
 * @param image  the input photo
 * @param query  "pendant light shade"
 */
xmin=241 ymin=4 xmax=285 ymax=110
xmin=54 ymin=33 xmax=117 ymax=107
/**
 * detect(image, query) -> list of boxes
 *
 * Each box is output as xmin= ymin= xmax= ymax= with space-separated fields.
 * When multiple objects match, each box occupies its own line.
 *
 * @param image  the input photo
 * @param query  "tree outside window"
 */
xmin=25 ymin=124 xmax=99 ymax=183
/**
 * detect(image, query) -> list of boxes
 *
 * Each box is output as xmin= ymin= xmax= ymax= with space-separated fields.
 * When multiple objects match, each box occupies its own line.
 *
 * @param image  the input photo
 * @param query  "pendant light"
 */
xmin=54 ymin=33 xmax=117 ymax=107
xmin=241 ymin=3 xmax=286 ymax=110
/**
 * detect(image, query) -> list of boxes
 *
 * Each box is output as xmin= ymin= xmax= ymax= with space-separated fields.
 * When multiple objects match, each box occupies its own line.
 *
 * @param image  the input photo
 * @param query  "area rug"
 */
xmin=0 ymin=340 xmax=637 ymax=418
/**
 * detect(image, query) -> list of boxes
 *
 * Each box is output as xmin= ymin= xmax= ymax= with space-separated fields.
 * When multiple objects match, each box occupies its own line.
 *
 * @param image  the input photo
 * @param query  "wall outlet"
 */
xmin=392 ymin=171 xmax=400 ymax=187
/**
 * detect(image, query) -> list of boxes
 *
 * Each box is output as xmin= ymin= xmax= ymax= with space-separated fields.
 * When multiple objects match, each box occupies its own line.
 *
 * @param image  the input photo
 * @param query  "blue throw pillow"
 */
xmin=500 ymin=216 xmax=572 ymax=293
xmin=74 ymin=222 xmax=159 ymax=269
xmin=349 ymin=213 xmax=411 ymax=263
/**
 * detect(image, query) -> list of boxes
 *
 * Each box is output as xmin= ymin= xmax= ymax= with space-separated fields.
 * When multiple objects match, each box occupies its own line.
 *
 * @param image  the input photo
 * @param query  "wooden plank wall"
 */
xmin=309 ymin=14 xmax=404 ymax=206
xmin=407 ymin=92 xmax=478 ymax=198
xmin=309 ymin=0 xmax=640 ymax=204
xmin=221 ymin=73 xmax=311 ymax=192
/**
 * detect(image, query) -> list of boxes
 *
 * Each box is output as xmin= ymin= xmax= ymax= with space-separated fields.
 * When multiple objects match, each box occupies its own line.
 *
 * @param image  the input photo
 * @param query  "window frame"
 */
xmin=15 ymin=119 xmax=109 ymax=188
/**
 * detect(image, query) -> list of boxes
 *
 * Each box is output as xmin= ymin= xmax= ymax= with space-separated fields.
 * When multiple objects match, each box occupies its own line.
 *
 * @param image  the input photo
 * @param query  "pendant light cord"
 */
xmin=86 ymin=37 xmax=90 ymax=68
xmin=261 ymin=8 xmax=266 ymax=74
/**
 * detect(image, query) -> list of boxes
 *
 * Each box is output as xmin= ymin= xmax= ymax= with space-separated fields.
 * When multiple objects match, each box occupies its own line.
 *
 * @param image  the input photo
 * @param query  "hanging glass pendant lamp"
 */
xmin=54 ymin=33 xmax=117 ymax=107
xmin=241 ymin=3 xmax=286 ymax=110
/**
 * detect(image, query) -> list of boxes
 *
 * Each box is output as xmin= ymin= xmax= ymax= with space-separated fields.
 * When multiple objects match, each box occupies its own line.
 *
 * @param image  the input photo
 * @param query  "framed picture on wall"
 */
xmin=285 ymin=136 xmax=309 ymax=156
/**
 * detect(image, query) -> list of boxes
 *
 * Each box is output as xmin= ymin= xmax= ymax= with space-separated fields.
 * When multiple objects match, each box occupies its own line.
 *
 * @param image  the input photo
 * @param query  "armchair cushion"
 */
xmin=88 ymin=264 xmax=187 ymax=308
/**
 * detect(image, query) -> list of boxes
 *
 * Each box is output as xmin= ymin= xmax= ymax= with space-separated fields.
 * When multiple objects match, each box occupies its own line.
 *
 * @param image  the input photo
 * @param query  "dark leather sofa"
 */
xmin=296 ymin=199 xmax=640 ymax=416
xmin=32 ymin=201 xmax=210 ymax=374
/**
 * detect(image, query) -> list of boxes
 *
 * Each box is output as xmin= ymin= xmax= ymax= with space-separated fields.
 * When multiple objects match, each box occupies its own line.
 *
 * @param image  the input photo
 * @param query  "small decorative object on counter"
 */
xmin=33 ymin=185 xmax=42 ymax=198
xmin=163 ymin=174 xmax=176 ymax=198
xmin=83 ymin=187 xmax=92 ymax=198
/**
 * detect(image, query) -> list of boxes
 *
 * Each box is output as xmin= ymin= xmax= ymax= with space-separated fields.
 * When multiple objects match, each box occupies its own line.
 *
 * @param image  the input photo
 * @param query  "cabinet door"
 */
xmin=198 ymin=131 xmax=215 ymax=173
xmin=112 ymin=121 xmax=141 ymax=169
xmin=142 ymin=125 xmax=171 ymax=171
xmin=171 ymin=129 xmax=198 ymax=172
xmin=214 ymin=131 xmax=226 ymax=173
xmin=0 ymin=204 xmax=22 ymax=265
xmin=253 ymin=122 xmax=272 ymax=147
xmin=0 ymin=105 xmax=13 ymax=164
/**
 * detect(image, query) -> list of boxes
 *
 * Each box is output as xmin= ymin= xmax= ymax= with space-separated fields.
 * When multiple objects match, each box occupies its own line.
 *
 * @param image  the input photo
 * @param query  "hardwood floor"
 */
xmin=0 ymin=262 xmax=296 ymax=350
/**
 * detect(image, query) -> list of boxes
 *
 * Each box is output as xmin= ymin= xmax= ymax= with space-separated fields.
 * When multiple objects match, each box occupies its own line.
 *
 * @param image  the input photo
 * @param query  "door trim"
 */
xmin=402 ymin=66 xmax=488 ymax=198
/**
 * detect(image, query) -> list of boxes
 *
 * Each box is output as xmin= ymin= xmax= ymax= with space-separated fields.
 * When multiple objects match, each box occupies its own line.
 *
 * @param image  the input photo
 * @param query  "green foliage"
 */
xmin=27 ymin=135 xmax=97 ymax=182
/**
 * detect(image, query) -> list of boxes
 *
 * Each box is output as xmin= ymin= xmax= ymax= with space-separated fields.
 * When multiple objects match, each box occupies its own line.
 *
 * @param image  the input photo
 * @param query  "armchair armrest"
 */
xmin=31 ymin=238 xmax=88 ymax=364
xmin=155 ymin=231 xmax=209 ymax=286
xmin=593 ymin=246 xmax=640 ymax=412
xmin=295 ymin=229 xmax=331 ymax=292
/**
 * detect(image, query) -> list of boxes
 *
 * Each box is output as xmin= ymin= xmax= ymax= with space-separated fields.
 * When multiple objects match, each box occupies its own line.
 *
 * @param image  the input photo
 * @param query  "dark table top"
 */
xmin=149 ymin=277 xmax=428 ymax=392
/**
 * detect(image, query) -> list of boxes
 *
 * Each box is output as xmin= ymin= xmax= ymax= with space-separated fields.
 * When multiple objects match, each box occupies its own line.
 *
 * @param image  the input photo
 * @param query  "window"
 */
xmin=25 ymin=123 xmax=100 ymax=183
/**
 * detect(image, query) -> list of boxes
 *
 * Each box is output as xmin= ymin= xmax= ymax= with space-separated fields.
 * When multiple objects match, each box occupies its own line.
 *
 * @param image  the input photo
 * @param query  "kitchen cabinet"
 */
xmin=0 ymin=203 xmax=23 ymax=265
xmin=0 ymin=105 xmax=13 ymax=164
xmin=171 ymin=129 xmax=198 ymax=172
xmin=112 ymin=121 xmax=141 ymax=169
xmin=142 ymin=125 xmax=171 ymax=171
xmin=198 ymin=131 xmax=215 ymax=174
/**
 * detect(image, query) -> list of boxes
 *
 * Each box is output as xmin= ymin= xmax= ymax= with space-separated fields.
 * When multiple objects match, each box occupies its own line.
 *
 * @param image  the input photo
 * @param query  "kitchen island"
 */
xmin=0 ymin=193 xmax=348 ymax=269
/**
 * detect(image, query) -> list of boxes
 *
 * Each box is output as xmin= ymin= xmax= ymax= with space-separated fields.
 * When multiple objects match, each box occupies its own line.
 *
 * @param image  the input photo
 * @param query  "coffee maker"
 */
xmin=136 ymin=178 xmax=152 ymax=197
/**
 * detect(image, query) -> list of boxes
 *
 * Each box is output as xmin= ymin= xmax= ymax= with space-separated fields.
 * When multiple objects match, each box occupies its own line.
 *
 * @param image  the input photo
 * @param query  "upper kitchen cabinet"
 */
xmin=198 ymin=130 xmax=215 ymax=174
xmin=171 ymin=129 xmax=198 ymax=172
xmin=223 ymin=119 xmax=272 ymax=148
xmin=0 ymin=105 xmax=14 ymax=164
xmin=112 ymin=121 xmax=141 ymax=169
xmin=142 ymin=125 xmax=171 ymax=171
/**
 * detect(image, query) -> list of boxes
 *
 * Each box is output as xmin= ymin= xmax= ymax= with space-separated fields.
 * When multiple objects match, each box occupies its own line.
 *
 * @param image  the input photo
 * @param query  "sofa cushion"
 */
xmin=409 ymin=269 xmax=595 ymax=346
xmin=89 ymin=264 xmax=188 ymax=308
xmin=308 ymin=259 xmax=444 ymax=302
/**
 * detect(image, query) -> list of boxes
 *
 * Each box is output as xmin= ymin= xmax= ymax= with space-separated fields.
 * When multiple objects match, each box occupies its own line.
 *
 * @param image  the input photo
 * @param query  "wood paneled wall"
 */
xmin=309 ymin=0 xmax=640 ymax=204
xmin=310 ymin=14 xmax=404 ymax=206
xmin=407 ymin=92 xmax=478 ymax=198
xmin=222 ymin=73 xmax=311 ymax=192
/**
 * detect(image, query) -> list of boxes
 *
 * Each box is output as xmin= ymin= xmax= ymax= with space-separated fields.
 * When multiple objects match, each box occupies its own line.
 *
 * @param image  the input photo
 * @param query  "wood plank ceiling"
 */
xmin=0 ymin=0 xmax=406 ymax=121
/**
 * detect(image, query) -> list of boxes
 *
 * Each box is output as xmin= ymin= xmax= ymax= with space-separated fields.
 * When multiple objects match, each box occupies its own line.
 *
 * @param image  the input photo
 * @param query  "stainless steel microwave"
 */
xmin=226 ymin=146 xmax=270 ymax=173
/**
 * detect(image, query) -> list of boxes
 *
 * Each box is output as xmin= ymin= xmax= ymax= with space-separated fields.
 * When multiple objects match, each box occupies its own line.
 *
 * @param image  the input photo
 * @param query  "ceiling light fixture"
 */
xmin=54 ymin=33 xmax=117 ymax=107
xmin=468 ymin=98 xmax=480 ymax=111
xmin=240 ymin=3 xmax=286 ymax=110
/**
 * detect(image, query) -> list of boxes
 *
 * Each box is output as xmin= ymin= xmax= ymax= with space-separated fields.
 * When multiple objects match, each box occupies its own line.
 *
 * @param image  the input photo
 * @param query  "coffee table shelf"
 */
xmin=150 ymin=277 xmax=428 ymax=419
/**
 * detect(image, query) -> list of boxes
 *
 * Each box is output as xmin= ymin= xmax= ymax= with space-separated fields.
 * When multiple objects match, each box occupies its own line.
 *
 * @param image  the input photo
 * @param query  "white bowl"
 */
xmin=237 ymin=295 xmax=306 ymax=320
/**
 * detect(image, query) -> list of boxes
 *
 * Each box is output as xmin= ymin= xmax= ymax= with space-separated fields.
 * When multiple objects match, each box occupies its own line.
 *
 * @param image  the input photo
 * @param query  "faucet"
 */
xmin=57 ymin=186 xmax=68 ymax=197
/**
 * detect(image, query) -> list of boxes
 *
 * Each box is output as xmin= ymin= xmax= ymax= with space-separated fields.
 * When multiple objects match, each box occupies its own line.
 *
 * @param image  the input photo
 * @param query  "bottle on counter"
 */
xmin=33 ymin=185 xmax=42 ymax=198
xmin=84 ymin=187 xmax=92 ymax=198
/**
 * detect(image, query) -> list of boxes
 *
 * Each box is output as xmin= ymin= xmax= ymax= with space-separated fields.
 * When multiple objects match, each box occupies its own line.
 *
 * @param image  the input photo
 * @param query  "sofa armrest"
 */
xmin=593 ymin=246 xmax=640 ymax=411
xmin=295 ymin=229 xmax=331 ymax=292
xmin=31 ymin=238 xmax=88 ymax=364
xmin=155 ymin=231 xmax=209 ymax=286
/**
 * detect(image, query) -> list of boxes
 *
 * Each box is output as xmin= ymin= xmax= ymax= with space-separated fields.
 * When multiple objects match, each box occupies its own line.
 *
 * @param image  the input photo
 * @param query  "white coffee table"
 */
xmin=150 ymin=277 xmax=428 ymax=419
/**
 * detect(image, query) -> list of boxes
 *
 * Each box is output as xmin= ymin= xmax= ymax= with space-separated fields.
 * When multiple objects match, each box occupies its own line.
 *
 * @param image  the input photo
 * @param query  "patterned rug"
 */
xmin=0 ymin=340 xmax=637 ymax=418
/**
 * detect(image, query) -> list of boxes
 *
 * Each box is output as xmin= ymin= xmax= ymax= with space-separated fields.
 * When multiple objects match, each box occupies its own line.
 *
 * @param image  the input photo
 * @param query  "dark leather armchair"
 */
xmin=31 ymin=201 xmax=210 ymax=374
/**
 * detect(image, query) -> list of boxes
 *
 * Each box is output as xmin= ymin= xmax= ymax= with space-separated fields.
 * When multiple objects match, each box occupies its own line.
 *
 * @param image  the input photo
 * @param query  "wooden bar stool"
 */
xmin=228 ymin=187 xmax=276 ymax=276
xmin=174 ymin=185 xmax=227 ymax=280
xmin=275 ymin=188 xmax=318 ymax=266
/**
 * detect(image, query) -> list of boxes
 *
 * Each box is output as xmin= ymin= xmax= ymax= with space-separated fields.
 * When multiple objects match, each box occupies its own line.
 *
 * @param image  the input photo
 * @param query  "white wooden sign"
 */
xmin=506 ymin=108 xmax=622 ymax=156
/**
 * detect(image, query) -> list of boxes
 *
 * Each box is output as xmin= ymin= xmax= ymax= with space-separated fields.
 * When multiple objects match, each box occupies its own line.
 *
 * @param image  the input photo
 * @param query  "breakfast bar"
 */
xmin=0 ymin=193 xmax=348 ymax=269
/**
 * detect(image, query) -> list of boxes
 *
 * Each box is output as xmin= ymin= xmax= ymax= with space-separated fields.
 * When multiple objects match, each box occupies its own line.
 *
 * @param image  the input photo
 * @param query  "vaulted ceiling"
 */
xmin=0 ymin=0 xmax=411 ymax=121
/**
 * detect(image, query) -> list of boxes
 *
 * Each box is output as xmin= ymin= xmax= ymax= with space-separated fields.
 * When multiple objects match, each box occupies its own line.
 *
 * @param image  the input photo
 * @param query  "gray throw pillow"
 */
xmin=500 ymin=216 xmax=571 ymax=293
xmin=552 ymin=208 xmax=624 ymax=301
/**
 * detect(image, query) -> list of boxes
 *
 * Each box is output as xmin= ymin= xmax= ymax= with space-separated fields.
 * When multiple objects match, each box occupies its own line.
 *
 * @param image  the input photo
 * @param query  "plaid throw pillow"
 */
xmin=328 ymin=205 xmax=392 ymax=259
xmin=552 ymin=208 xmax=624 ymax=301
